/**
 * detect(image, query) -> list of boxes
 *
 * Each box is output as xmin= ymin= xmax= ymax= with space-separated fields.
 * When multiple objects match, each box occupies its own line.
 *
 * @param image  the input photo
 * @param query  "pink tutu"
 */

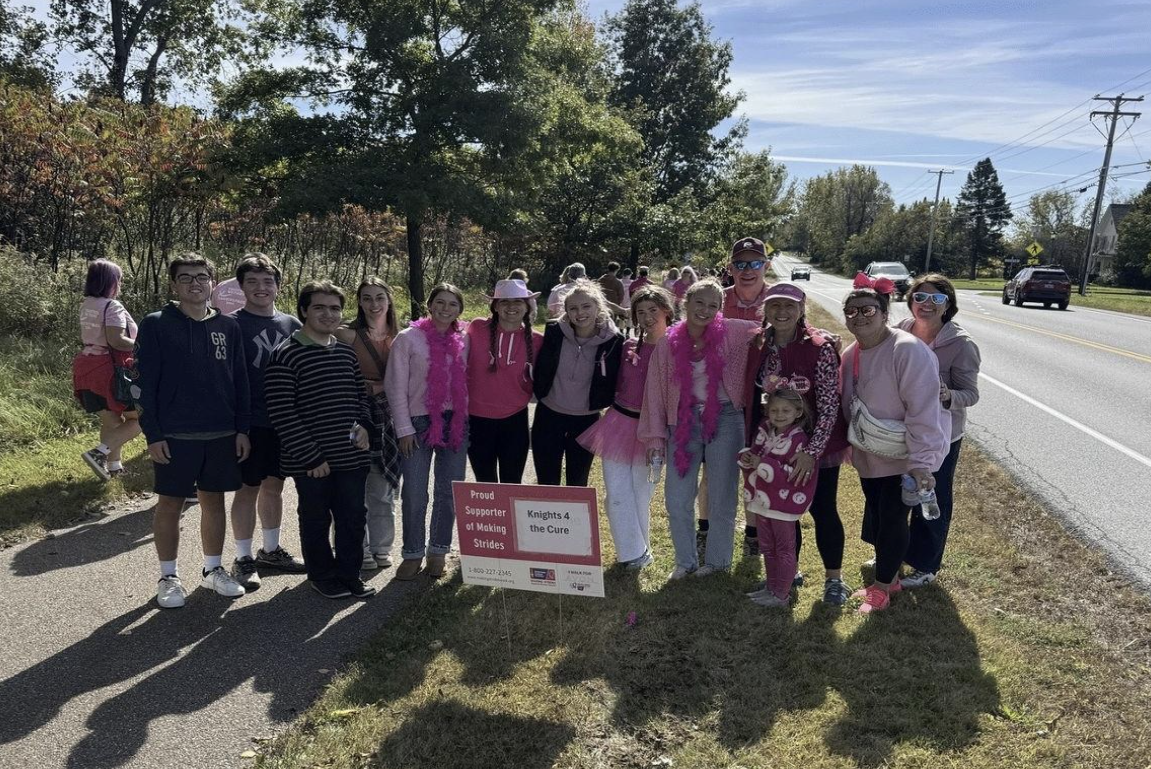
xmin=577 ymin=407 xmax=648 ymax=466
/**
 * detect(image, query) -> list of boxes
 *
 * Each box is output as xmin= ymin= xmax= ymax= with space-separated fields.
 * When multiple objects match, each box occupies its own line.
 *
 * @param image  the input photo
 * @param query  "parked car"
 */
xmin=791 ymin=265 xmax=811 ymax=281
xmin=1002 ymin=266 xmax=1071 ymax=310
xmin=862 ymin=261 xmax=912 ymax=300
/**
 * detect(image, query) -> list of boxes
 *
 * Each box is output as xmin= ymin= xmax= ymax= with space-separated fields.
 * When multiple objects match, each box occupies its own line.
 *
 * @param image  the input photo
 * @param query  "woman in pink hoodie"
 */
xmin=897 ymin=273 xmax=980 ymax=588
xmin=839 ymin=275 xmax=949 ymax=613
xmin=465 ymin=279 xmax=544 ymax=484
xmin=638 ymin=278 xmax=759 ymax=580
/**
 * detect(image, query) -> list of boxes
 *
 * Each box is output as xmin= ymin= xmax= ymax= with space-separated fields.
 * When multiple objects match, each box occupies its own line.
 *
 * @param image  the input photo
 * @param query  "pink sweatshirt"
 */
xmin=637 ymin=318 xmax=759 ymax=451
xmin=465 ymin=317 xmax=544 ymax=419
xmin=741 ymin=423 xmax=819 ymax=522
xmin=384 ymin=324 xmax=467 ymax=439
xmin=839 ymin=329 xmax=950 ymax=478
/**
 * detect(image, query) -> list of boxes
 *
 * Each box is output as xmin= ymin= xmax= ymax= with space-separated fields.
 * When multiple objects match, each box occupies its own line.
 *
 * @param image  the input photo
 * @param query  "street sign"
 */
xmin=1026 ymin=241 xmax=1044 ymax=258
xmin=763 ymin=242 xmax=775 ymax=257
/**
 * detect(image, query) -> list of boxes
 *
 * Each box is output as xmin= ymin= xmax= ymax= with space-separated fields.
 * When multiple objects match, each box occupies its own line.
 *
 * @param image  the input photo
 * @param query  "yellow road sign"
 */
xmin=764 ymin=242 xmax=775 ymax=257
xmin=1026 ymin=241 xmax=1044 ymax=258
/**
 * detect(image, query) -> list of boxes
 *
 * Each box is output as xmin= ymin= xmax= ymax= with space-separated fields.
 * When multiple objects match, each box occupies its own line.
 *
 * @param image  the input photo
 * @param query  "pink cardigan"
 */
xmin=384 ymin=325 xmax=466 ymax=439
xmin=637 ymin=318 xmax=759 ymax=451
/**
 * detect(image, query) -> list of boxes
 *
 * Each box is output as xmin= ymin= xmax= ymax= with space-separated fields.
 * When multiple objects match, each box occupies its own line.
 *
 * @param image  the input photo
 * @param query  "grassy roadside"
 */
xmin=250 ymin=304 xmax=1151 ymax=769
xmin=949 ymin=279 xmax=1151 ymax=317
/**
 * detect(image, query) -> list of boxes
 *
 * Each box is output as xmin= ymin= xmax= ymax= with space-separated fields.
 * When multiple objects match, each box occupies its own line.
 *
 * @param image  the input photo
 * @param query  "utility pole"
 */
xmin=924 ymin=169 xmax=954 ymax=273
xmin=1080 ymin=93 xmax=1142 ymax=296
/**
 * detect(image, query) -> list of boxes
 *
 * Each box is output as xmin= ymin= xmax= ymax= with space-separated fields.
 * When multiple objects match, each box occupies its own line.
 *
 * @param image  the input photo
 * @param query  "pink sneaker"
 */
xmin=856 ymin=584 xmax=891 ymax=614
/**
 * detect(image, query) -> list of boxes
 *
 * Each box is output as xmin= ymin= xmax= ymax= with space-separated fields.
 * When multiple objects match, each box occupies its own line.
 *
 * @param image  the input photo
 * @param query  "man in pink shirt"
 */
xmin=723 ymin=237 xmax=772 ymax=322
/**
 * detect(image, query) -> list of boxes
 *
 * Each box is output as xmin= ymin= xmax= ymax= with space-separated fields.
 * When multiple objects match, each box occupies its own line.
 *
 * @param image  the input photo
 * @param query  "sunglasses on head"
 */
xmin=912 ymin=292 xmax=948 ymax=305
xmin=843 ymin=305 xmax=880 ymax=319
xmin=733 ymin=259 xmax=765 ymax=271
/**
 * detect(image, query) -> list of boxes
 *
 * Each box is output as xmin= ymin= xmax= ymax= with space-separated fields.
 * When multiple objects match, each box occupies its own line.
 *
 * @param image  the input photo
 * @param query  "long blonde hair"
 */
xmin=563 ymin=278 xmax=612 ymax=329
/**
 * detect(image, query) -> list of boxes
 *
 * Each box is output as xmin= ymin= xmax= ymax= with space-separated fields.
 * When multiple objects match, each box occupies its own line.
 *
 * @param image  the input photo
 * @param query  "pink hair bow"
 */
xmin=763 ymin=373 xmax=811 ymax=395
xmin=853 ymin=272 xmax=895 ymax=295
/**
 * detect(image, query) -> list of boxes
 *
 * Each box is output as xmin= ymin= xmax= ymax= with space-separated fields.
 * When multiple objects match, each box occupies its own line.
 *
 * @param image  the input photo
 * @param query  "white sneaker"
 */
xmin=901 ymin=569 xmax=937 ymax=588
xmin=201 ymin=566 xmax=245 ymax=598
xmin=156 ymin=575 xmax=186 ymax=609
xmin=667 ymin=565 xmax=696 ymax=581
xmin=693 ymin=564 xmax=721 ymax=578
xmin=750 ymin=592 xmax=789 ymax=608
xmin=362 ymin=552 xmax=379 ymax=570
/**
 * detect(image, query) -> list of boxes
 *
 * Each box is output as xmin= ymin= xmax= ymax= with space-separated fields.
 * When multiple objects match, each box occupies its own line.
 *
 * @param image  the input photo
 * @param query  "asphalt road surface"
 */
xmin=774 ymin=253 xmax=1151 ymax=588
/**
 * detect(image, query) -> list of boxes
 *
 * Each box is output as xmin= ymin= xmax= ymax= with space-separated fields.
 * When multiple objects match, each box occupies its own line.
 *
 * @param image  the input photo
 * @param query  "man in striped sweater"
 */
xmin=265 ymin=280 xmax=376 ymax=600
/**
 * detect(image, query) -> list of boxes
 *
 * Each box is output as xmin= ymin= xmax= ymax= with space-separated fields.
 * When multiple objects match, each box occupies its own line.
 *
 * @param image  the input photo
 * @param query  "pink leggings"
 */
xmin=757 ymin=517 xmax=798 ymax=600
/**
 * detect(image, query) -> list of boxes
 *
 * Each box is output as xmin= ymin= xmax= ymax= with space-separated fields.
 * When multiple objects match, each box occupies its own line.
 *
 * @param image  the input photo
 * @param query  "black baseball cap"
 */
xmin=731 ymin=237 xmax=767 ymax=261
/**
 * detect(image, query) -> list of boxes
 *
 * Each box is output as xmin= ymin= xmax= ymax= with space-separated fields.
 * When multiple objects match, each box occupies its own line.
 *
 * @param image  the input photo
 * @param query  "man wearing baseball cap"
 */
xmin=724 ymin=237 xmax=772 ymax=321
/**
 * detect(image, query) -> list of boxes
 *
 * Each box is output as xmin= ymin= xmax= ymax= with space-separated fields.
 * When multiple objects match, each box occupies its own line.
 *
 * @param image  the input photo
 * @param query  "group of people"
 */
xmin=71 ymin=235 xmax=979 ymax=614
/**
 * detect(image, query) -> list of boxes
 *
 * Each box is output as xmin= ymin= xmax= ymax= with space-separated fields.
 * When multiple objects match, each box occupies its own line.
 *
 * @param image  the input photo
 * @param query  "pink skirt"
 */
xmin=577 ymin=406 xmax=648 ymax=466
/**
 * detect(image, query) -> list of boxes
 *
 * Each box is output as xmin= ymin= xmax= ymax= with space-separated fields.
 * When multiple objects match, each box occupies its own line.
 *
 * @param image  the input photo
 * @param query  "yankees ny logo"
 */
xmin=250 ymin=329 xmax=285 ymax=368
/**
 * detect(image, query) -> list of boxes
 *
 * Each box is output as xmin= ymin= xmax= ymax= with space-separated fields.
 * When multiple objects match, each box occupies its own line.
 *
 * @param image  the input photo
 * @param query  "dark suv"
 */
xmin=862 ymin=261 xmax=912 ymax=300
xmin=1002 ymin=266 xmax=1071 ymax=310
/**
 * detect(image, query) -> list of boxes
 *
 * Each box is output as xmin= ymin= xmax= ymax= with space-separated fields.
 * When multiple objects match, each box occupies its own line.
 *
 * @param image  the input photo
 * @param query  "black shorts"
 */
xmin=79 ymin=390 xmax=109 ymax=414
xmin=240 ymin=426 xmax=285 ymax=486
xmin=153 ymin=435 xmax=243 ymax=498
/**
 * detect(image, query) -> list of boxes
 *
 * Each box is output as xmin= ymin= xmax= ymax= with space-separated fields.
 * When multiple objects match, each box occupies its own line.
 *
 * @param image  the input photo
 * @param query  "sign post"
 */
xmin=452 ymin=481 xmax=604 ymax=598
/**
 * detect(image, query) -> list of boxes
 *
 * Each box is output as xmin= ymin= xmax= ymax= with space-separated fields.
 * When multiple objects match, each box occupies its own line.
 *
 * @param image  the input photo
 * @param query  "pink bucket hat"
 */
xmin=764 ymin=282 xmax=806 ymax=303
xmin=484 ymin=279 xmax=541 ymax=317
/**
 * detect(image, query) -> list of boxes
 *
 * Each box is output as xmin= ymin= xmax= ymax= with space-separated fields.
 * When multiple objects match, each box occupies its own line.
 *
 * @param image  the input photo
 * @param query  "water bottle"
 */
xmin=648 ymin=453 xmax=664 ymax=484
xmin=901 ymin=474 xmax=941 ymax=521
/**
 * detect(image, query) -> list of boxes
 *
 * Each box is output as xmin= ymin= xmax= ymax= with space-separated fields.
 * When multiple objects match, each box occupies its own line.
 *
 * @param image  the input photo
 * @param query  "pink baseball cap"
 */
xmin=764 ymin=282 xmax=806 ymax=302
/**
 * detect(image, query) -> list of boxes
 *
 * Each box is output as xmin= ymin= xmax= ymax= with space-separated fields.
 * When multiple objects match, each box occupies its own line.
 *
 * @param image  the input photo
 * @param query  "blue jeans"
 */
xmin=400 ymin=413 xmax=468 ymax=560
xmin=664 ymin=403 xmax=745 ymax=570
xmin=905 ymin=438 xmax=963 ymax=574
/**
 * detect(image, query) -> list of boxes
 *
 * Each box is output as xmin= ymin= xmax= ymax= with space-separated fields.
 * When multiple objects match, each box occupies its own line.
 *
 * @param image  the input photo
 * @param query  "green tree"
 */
xmin=956 ymin=158 xmax=1012 ymax=279
xmin=49 ymin=0 xmax=253 ymax=105
xmin=1009 ymin=190 xmax=1087 ymax=273
xmin=220 ymin=0 xmax=567 ymax=315
xmin=0 ymin=2 xmax=57 ymax=90
xmin=1114 ymin=182 xmax=1151 ymax=288
xmin=698 ymin=150 xmax=791 ymax=264
xmin=606 ymin=0 xmax=744 ymax=264
xmin=790 ymin=165 xmax=892 ymax=271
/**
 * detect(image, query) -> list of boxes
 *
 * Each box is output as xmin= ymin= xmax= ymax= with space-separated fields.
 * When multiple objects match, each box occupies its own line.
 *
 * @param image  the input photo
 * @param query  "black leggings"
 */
xmin=468 ymin=408 xmax=530 ymax=484
xmin=794 ymin=464 xmax=845 ymax=571
xmin=531 ymin=402 xmax=598 ymax=486
xmin=859 ymin=474 xmax=912 ymax=585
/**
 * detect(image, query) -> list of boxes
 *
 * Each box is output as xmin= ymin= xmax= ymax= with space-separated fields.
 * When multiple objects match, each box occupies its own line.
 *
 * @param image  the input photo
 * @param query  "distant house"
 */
xmin=1091 ymin=203 xmax=1133 ymax=276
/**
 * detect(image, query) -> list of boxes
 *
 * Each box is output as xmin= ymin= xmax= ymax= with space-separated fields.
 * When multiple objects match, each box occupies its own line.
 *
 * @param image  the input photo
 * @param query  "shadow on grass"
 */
xmin=376 ymin=700 xmax=576 ymax=769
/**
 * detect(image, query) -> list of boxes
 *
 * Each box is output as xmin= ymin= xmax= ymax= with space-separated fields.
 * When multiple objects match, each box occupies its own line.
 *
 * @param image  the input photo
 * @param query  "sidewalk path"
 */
xmin=0 ymin=480 xmax=432 ymax=768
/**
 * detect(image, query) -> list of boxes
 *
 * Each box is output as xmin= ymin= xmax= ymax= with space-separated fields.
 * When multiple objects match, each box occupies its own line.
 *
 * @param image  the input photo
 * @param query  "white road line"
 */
xmin=979 ymin=372 xmax=1151 ymax=470
xmin=1070 ymin=305 xmax=1151 ymax=326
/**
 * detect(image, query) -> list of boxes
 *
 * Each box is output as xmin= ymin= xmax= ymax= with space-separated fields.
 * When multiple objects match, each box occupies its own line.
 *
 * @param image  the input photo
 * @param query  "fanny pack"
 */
xmin=846 ymin=345 xmax=909 ymax=459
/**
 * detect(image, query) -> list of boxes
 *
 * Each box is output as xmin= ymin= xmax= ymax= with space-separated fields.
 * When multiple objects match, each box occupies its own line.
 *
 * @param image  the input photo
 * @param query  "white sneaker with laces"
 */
xmin=901 ymin=569 xmax=937 ymax=588
xmin=693 ymin=564 xmax=720 ymax=578
xmin=667 ymin=565 xmax=696 ymax=581
xmin=201 ymin=566 xmax=245 ymax=598
xmin=362 ymin=552 xmax=379 ymax=570
xmin=156 ymin=575 xmax=186 ymax=609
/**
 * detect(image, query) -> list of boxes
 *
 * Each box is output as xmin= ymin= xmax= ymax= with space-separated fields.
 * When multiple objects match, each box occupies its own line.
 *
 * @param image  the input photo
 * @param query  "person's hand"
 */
xmin=646 ymin=447 xmax=665 ymax=465
xmin=307 ymin=461 xmax=331 ymax=478
xmin=236 ymin=433 xmax=251 ymax=462
xmin=736 ymin=448 xmax=757 ymax=470
xmin=939 ymin=381 xmax=951 ymax=405
xmin=352 ymin=425 xmax=370 ymax=451
xmin=909 ymin=467 xmax=935 ymax=492
xmin=788 ymin=450 xmax=816 ymax=484
xmin=823 ymin=331 xmax=843 ymax=353
xmin=148 ymin=440 xmax=171 ymax=465
xmin=399 ymin=435 xmax=418 ymax=458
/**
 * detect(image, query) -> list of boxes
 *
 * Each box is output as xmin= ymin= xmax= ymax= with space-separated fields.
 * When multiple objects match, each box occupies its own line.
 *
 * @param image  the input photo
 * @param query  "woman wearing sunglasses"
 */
xmin=895 ymin=273 xmax=981 ymax=588
xmin=840 ymin=274 xmax=949 ymax=613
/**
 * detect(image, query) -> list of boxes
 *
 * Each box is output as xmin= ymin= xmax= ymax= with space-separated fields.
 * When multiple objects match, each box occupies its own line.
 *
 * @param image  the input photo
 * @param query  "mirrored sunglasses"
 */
xmin=912 ymin=292 xmax=948 ymax=305
xmin=843 ymin=305 xmax=879 ymax=319
xmin=733 ymin=260 xmax=765 ymax=271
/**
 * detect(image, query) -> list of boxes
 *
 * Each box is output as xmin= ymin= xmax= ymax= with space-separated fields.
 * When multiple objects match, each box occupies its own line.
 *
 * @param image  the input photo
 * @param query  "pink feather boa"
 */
xmin=667 ymin=313 xmax=727 ymax=477
xmin=412 ymin=317 xmax=467 ymax=451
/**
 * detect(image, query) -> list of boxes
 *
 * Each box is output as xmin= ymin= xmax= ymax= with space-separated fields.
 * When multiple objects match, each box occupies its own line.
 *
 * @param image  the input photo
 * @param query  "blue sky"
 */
xmin=590 ymin=0 xmax=1151 ymax=211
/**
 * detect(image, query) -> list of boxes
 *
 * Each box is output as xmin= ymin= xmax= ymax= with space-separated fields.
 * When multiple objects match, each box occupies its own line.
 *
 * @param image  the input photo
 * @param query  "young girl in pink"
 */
xmin=738 ymin=377 xmax=819 ymax=608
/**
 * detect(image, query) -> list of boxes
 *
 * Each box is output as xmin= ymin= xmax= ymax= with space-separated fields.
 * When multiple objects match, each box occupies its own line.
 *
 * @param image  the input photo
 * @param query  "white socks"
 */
xmin=262 ymin=527 xmax=281 ymax=553
xmin=107 ymin=460 xmax=123 ymax=472
xmin=96 ymin=443 xmax=111 ymax=455
xmin=160 ymin=560 xmax=178 ymax=578
xmin=203 ymin=555 xmax=222 ymax=572
xmin=235 ymin=538 xmax=253 ymax=560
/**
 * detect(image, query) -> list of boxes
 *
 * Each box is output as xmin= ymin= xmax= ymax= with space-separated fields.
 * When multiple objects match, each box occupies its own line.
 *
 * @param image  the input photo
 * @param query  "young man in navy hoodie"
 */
xmin=136 ymin=254 xmax=252 ymax=609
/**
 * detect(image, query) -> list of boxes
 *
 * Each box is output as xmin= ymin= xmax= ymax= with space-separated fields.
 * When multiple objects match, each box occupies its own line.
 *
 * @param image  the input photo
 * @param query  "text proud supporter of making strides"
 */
xmin=463 ymin=488 xmax=509 ymax=551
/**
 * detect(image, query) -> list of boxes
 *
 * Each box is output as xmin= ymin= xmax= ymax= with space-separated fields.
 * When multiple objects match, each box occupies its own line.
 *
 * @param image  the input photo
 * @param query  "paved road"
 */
xmin=774 ymin=254 xmax=1151 ymax=587
xmin=0 ymin=469 xmax=480 ymax=768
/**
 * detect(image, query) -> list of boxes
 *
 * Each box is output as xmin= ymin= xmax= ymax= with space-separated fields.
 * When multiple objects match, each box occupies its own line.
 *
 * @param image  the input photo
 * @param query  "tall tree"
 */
xmin=0 ymin=2 xmax=57 ymax=89
xmin=956 ymin=158 xmax=1012 ymax=279
xmin=49 ymin=0 xmax=252 ymax=105
xmin=699 ymin=150 xmax=791 ymax=264
xmin=220 ymin=0 xmax=565 ymax=316
xmin=789 ymin=165 xmax=891 ymax=271
xmin=1114 ymin=182 xmax=1151 ymax=288
xmin=606 ymin=0 xmax=743 ymax=263
xmin=1011 ymin=190 xmax=1087 ymax=272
